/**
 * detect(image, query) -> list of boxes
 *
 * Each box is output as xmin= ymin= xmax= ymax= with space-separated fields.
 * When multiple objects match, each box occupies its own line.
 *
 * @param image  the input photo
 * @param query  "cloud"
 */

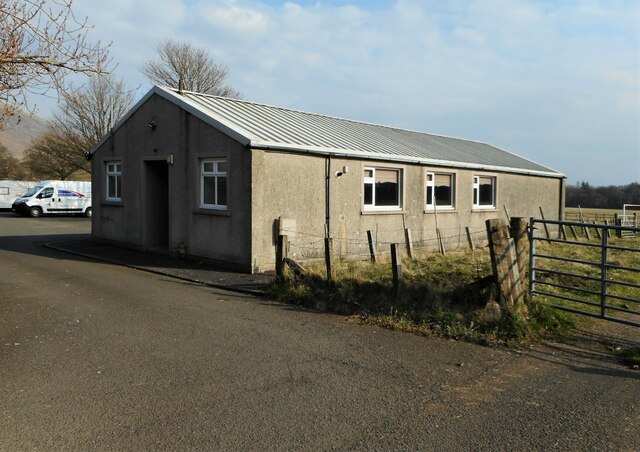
xmin=196 ymin=1 xmax=269 ymax=33
xmin=31 ymin=0 xmax=640 ymax=184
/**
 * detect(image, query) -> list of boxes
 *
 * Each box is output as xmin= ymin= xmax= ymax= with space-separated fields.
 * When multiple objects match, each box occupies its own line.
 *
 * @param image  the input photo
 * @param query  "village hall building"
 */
xmin=90 ymin=85 xmax=565 ymax=273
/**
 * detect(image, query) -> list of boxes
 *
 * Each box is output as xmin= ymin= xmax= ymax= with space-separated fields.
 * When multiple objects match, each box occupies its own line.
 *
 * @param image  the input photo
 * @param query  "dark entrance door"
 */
xmin=145 ymin=160 xmax=169 ymax=249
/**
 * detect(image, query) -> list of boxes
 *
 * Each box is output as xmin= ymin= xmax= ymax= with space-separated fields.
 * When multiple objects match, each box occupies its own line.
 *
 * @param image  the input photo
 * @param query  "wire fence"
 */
xmin=279 ymin=224 xmax=490 ymax=264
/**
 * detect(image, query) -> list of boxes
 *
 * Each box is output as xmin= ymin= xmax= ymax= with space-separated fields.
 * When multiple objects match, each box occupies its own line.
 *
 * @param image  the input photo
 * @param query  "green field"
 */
xmin=533 ymin=236 xmax=639 ymax=319
xmin=565 ymin=207 xmax=624 ymax=216
xmin=564 ymin=206 xmax=638 ymax=223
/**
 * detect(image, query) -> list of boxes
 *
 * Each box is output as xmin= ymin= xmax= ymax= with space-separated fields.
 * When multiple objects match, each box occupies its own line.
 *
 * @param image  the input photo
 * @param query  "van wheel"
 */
xmin=28 ymin=206 xmax=43 ymax=218
xmin=85 ymin=207 xmax=92 ymax=218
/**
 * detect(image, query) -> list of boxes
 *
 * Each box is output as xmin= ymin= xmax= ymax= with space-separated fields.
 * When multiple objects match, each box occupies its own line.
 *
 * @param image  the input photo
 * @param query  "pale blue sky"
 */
xmin=32 ymin=0 xmax=640 ymax=185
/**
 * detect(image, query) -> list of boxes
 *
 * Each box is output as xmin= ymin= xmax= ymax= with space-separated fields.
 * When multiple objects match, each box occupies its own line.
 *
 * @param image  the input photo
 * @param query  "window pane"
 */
xmin=434 ymin=174 xmax=452 ymax=206
xmin=426 ymin=186 xmax=433 ymax=206
xmin=375 ymin=180 xmax=399 ymax=206
xmin=376 ymin=169 xmax=397 ymax=184
xmin=115 ymin=176 xmax=121 ymax=198
xmin=435 ymin=186 xmax=452 ymax=206
xmin=479 ymin=177 xmax=494 ymax=206
xmin=108 ymin=176 xmax=116 ymax=198
xmin=203 ymin=176 xmax=216 ymax=205
xmin=364 ymin=169 xmax=373 ymax=178
xmin=364 ymin=182 xmax=373 ymax=205
xmin=375 ymin=169 xmax=399 ymax=206
xmin=216 ymin=161 xmax=227 ymax=173
xmin=217 ymin=176 xmax=227 ymax=206
xmin=115 ymin=163 xmax=122 ymax=172
xmin=203 ymin=162 xmax=214 ymax=173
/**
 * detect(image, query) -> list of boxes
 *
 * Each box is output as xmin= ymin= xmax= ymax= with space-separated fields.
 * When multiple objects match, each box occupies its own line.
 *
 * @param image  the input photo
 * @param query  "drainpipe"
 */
xmin=325 ymin=155 xmax=331 ymax=236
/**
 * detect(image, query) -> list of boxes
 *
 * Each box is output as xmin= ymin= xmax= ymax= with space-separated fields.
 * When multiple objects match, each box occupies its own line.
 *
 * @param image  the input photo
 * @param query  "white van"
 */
xmin=0 ymin=180 xmax=36 ymax=209
xmin=12 ymin=180 xmax=92 ymax=217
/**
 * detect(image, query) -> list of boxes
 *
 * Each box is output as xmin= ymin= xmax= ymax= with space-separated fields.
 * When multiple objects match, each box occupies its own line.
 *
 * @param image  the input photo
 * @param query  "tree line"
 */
xmin=1 ymin=0 xmax=240 ymax=180
xmin=566 ymin=182 xmax=640 ymax=209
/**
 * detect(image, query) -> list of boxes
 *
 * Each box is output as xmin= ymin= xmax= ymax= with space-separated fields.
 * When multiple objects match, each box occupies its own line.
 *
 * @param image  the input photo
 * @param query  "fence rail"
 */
xmin=529 ymin=218 xmax=640 ymax=327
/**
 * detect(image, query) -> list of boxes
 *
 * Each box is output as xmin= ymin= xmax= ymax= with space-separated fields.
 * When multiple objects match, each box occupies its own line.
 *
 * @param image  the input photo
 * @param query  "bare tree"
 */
xmin=53 ymin=75 xmax=134 ymax=144
xmin=0 ymin=0 xmax=110 ymax=126
xmin=22 ymin=130 xmax=90 ymax=179
xmin=23 ymin=75 xmax=133 ymax=178
xmin=0 ymin=142 xmax=27 ymax=179
xmin=142 ymin=40 xmax=240 ymax=98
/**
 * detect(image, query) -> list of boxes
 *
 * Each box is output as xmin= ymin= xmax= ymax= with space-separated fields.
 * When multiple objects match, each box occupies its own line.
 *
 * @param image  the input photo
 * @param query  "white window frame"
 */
xmin=426 ymin=171 xmax=455 ymax=211
xmin=363 ymin=166 xmax=402 ymax=211
xmin=473 ymin=175 xmax=496 ymax=209
xmin=106 ymin=161 xmax=122 ymax=202
xmin=200 ymin=159 xmax=227 ymax=210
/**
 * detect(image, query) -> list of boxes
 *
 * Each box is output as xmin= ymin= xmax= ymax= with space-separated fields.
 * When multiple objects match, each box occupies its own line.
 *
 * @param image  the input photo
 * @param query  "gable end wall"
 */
xmin=92 ymin=93 xmax=252 ymax=271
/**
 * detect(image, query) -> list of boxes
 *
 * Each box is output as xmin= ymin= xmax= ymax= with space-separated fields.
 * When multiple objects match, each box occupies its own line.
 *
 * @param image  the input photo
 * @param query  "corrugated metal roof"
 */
xmin=95 ymin=86 xmax=563 ymax=178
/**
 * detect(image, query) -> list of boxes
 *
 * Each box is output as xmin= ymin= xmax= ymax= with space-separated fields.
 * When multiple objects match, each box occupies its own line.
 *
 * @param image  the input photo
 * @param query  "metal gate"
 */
xmin=529 ymin=218 xmax=640 ymax=327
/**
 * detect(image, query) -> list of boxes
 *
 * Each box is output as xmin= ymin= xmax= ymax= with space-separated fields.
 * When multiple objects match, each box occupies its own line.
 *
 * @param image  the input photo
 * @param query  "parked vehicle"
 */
xmin=12 ymin=180 xmax=92 ymax=217
xmin=0 ymin=180 xmax=36 ymax=210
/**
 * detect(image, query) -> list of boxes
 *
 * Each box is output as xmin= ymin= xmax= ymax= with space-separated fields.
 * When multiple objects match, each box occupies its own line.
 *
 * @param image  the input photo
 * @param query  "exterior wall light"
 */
xmin=335 ymin=166 xmax=349 ymax=177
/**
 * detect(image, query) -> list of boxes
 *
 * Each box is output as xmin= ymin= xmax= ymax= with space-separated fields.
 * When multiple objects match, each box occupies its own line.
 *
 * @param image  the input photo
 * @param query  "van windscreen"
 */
xmin=23 ymin=186 xmax=42 ymax=197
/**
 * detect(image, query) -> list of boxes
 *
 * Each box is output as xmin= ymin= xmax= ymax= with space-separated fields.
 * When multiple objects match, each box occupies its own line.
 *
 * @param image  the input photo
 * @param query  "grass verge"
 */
xmin=268 ymin=249 xmax=576 ymax=347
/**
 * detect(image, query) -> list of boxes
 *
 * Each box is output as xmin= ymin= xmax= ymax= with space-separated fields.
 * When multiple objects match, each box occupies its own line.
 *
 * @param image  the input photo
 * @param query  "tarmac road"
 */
xmin=0 ymin=212 xmax=638 ymax=451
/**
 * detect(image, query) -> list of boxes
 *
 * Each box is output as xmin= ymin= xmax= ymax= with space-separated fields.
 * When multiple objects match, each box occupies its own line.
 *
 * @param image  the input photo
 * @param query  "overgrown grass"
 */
xmin=268 ymin=248 xmax=576 ymax=346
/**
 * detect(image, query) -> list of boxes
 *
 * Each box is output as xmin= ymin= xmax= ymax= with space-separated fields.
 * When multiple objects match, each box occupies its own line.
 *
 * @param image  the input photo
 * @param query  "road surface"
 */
xmin=0 ymin=212 xmax=638 ymax=450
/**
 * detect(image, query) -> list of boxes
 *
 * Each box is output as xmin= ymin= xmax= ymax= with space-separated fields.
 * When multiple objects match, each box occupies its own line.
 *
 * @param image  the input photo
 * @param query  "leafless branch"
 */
xmin=0 ymin=0 xmax=111 ymax=126
xmin=142 ymin=40 xmax=240 ymax=98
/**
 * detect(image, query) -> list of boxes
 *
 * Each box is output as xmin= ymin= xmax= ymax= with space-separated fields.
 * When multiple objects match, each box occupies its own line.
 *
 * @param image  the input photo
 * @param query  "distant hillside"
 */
xmin=0 ymin=114 xmax=49 ymax=158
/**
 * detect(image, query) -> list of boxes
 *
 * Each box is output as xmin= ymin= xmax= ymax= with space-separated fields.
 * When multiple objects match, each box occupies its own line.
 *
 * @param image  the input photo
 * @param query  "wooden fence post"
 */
xmin=437 ymin=229 xmax=446 ymax=255
xmin=569 ymin=225 xmax=579 ymax=240
xmin=578 ymin=205 xmax=591 ymax=239
xmin=503 ymin=204 xmax=511 ymax=223
xmin=538 ymin=207 xmax=550 ymax=238
xmin=404 ymin=228 xmax=414 ymax=259
xmin=592 ymin=221 xmax=602 ymax=240
xmin=486 ymin=219 xmax=526 ymax=313
xmin=367 ymin=230 xmax=376 ymax=263
xmin=391 ymin=243 xmax=402 ymax=289
xmin=324 ymin=236 xmax=333 ymax=281
xmin=616 ymin=218 xmax=623 ymax=238
xmin=466 ymin=226 xmax=475 ymax=250
xmin=276 ymin=234 xmax=288 ymax=280
xmin=604 ymin=219 xmax=611 ymax=238
xmin=509 ymin=217 xmax=529 ymax=287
